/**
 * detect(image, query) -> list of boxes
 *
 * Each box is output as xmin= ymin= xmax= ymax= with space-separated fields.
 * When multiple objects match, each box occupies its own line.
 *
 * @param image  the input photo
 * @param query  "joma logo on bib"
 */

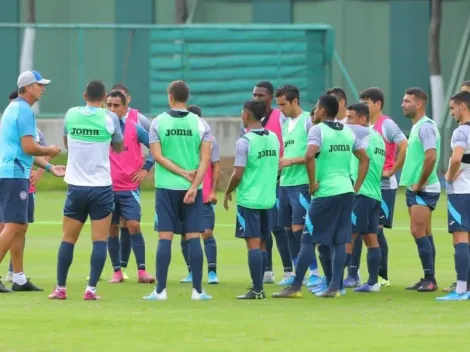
xmin=284 ymin=140 xmax=294 ymax=147
xmin=374 ymin=147 xmax=385 ymax=156
xmin=71 ymin=128 xmax=100 ymax=136
xmin=165 ymin=129 xmax=193 ymax=136
xmin=257 ymin=149 xmax=277 ymax=159
xmin=328 ymin=144 xmax=350 ymax=152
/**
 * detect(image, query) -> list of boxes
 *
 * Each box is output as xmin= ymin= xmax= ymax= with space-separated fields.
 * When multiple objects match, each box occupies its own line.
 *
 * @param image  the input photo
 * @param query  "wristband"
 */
xmin=45 ymin=164 xmax=52 ymax=173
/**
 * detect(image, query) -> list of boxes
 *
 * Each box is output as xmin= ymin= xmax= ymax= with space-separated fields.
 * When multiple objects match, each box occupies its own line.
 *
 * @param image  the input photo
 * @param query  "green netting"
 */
xmin=149 ymin=25 xmax=334 ymax=117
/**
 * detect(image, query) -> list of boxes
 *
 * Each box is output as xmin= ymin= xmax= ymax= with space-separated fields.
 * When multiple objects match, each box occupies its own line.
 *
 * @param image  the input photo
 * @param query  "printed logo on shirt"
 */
xmin=328 ymin=144 xmax=350 ymax=152
xmin=165 ymin=129 xmax=193 ymax=137
xmin=71 ymin=128 xmax=100 ymax=136
xmin=19 ymin=191 xmax=27 ymax=200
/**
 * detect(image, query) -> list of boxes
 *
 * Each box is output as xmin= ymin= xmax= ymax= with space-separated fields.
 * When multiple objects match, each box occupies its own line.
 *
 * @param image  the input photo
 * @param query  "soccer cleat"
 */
xmin=12 ymin=280 xmax=43 ymax=292
xmin=306 ymin=274 xmax=324 ymax=288
xmin=277 ymin=272 xmax=295 ymax=286
xmin=84 ymin=290 xmax=101 ymax=300
xmin=379 ymin=277 xmax=391 ymax=287
xmin=5 ymin=272 xmax=13 ymax=283
xmin=442 ymin=282 xmax=457 ymax=293
xmin=317 ymin=288 xmax=341 ymax=298
xmin=405 ymin=278 xmax=425 ymax=290
xmin=180 ymin=272 xmax=193 ymax=284
xmin=137 ymin=270 xmax=156 ymax=284
xmin=48 ymin=287 xmax=67 ymax=300
xmin=272 ymin=286 xmax=302 ymax=298
xmin=236 ymin=289 xmax=266 ymax=300
xmin=310 ymin=281 xmax=327 ymax=294
xmin=343 ymin=276 xmax=361 ymax=288
xmin=0 ymin=279 xmax=12 ymax=293
xmin=436 ymin=291 xmax=470 ymax=301
xmin=263 ymin=271 xmax=275 ymax=284
xmin=340 ymin=288 xmax=346 ymax=296
xmin=208 ymin=271 xmax=219 ymax=284
xmin=108 ymin=271 xmax=124 ymax=283
xmin=354 ymin=283 xmax=381 ymax=293
xmin=191 ymin=289 xmax=213 ymax=300
xmin=121 ymin=268 xmax=129 ymax=280
xmin=143 ymin=289 xmax=168 ymax=301
xmin=417 ymin=279 xmax=438 ymax=292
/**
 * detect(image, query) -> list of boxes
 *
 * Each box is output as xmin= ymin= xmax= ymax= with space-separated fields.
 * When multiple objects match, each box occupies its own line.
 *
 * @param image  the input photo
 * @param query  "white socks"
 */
xmin=13 ymin=272 xmax=27 ymax=285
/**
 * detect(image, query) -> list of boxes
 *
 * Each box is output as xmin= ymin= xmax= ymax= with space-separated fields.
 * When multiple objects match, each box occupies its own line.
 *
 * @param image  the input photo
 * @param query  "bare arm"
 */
xmin=33 ymin=156 xmax=51 ymax=170
xmin=190 ymin=140 xmax=212 ymax=190
xmin=211 ymin=161 xmax=220 ymax=193
xmin=352 ymin=149 xmax=370 ymax=193
xmin=21 ymin=136 xmax=55 ymax=156
xmin=447 ymin=146 xmax=464 ymax=181
xmin=225 ymin=166 xmax=245 ymax=195
xmin=305 ymin=144 xmax=318 ymax=193
xmin=388 ymin=139 xmax=408 ymax=175
xmin=417 ymin=149 xmax=437 ymax=189
xmin=150 ymin=142 xmax=191 ymax=178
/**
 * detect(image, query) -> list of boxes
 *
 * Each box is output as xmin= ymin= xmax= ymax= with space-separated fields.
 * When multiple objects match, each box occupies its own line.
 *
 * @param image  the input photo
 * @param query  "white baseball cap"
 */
xmin=17 ymin=71 xmax=51 ymax=89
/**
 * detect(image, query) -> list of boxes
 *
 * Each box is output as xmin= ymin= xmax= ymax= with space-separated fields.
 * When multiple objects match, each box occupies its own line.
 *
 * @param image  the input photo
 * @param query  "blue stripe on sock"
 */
xmin=448 ymin=200 xmax=462 ymax=225
xmin=380 ymin=200 xmax=389 ymax=220
xmin=237 ymin=211 xmax=246 ymax=230
xmin=415 ymin=195 xmax=427 ymax=206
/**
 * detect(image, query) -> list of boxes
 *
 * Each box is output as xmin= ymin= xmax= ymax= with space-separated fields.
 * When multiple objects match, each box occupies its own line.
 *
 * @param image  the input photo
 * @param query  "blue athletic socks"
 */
xmin=265 ymin=234 xmax=273 ymax=272
xmin=120 ymin=227 xmax=131 ymax=268
xmin=156 ymin=239 xmax=172 ymax=293
xmin=181 ymin=239 xmax=191 ymax=273
xmin=204 ymin=236 xmax=217 ymax=273
xmin=455 ymin=243 xmax=470 ymax=284
xmin=366 ymin=247 xmax=382 ymax=286
xmin=428 ymin=234 xmax=436 ymax=275
xmin=107 ymin=236 xmax=121 ymax=272
xmin=415 ymin=236 xmax=433 ymax=279
xmin=57 ymin=241 xmax=75 ymax=287
xmin=273 ymin=228 xmax=293 ymax=272
xmin=248 ymin=249 xmax=264 ymax=292
xmin=331 ymin=243 xmax=346 ymax=290
xmin=131 ymin=232 xmax=146 ymax=270
xmin=89 ymin=241 xmax=107 ymax=287
xmin=349 ymin=236 xmax=362 ymax=278
xmin=292 ymin=242 xmax=313 ymax=287
xmin=318 ymin=245 xmax=332 ymax=287
xmin=188 ymin=238 xmax=204 ymax=293
xmin=378 ymin=228 xmax=389 ymax=280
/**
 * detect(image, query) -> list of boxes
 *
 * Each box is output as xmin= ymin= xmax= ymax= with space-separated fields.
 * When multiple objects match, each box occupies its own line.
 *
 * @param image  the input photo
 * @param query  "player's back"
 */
xmin=351 ymin=127 xmax=385 ymax=201
xmin=315 ymin=121 xmax=355 ymax=198
xmin=64 ymin=106 xmax=116 ymax=187
xmin=0 ymin=98 xmax=35 ymax=178
xmin=237 ymin=130 xmax=280 ymax=210
xmin=154 ymin=110 xmax=205 ymax=190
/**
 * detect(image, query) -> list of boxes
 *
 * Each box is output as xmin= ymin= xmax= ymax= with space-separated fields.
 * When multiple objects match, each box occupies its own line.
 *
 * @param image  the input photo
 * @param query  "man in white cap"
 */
xmin=0 ymin=71 xmax=64 ymax=293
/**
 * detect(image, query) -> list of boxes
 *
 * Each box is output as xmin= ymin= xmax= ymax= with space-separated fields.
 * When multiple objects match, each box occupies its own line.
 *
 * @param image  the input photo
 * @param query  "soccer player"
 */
xmin=180 ymin=105 xmax=220 ymax=285
xmin=272 ymin=95 xmax=369 ymax=298
xmin=346 ymin=103 xmax=386 ymax=293
xmin=240 ymin=81 xmax=292 ymax=284
xmin=105 ymin=90 xmax=155 ymax=284
xmin=326 ymin=87 xmax=348 ymax=124
xmin=144 ymin=80 xmax=212 ymax=301
xmin=274 ymin=85 xmax=322 ymax=288
xmin=344 ymin=87 xmax=408 ymax=288
xmin=0 ymin=71 xmax=63 ymax=293
xmin=225 ymin=99 xmax=280 ymax=299
xmin=400 ymin=87 xmax=440 ymax=292
xmin=48 ymin=80 xmax=124 ymax=300
xmin=436 ymin=91 xmax=470 ymax=301
xmin=109 ymin=83 xmax=151 ymax=280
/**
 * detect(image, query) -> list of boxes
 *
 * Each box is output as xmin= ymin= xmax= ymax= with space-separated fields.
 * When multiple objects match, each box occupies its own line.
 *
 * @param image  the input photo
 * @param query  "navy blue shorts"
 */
xmin=278 ymin=184 xmax=310 ymax=228
xmin=303 ymin=192 xmax=354 ymax=246
xmin=111 ymin=190 xmax=141 ymax=225
xmin=155 ymin=188 xmax=203 ymax=234
xmin=447 ymin=194 xmax=470 ymax=233
xmin=27 ymin=192 xmax=35 ymax=223
xmin=236 ymin=205 xmax=271 ymax=240
xmin=0 ymin=178 xmax=30 ymax=224
xmin=405 ymin=189 xmax=440 ymax=211
xmin=379 ymin=189 xmax=396 ymax=228
xmin=202 ymin=203 xmax=216 ymax=231
xmin=352 ymin=195 xmax=381 ymax=235
xmin=63 ymin=185 xmax=114 ymax=223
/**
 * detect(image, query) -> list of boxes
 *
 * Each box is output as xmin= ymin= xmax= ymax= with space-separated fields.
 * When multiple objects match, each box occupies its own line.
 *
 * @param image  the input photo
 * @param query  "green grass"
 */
xmin=1 ymin=190 xmax=467 ymax=351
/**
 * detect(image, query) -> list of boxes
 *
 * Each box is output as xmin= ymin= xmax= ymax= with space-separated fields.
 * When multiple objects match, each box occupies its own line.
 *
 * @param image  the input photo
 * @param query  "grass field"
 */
xmin=0 ymin=190 xmax=467 ymax=352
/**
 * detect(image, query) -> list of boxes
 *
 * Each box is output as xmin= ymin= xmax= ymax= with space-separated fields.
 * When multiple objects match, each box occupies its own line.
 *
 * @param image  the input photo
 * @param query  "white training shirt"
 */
xmin=447 ymin=124 xmax=470 ymax=194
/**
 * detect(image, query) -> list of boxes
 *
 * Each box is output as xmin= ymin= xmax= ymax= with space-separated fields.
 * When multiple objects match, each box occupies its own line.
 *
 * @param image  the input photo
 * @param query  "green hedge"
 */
xmin=36 ymin=154 xmax=155 ymax=192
